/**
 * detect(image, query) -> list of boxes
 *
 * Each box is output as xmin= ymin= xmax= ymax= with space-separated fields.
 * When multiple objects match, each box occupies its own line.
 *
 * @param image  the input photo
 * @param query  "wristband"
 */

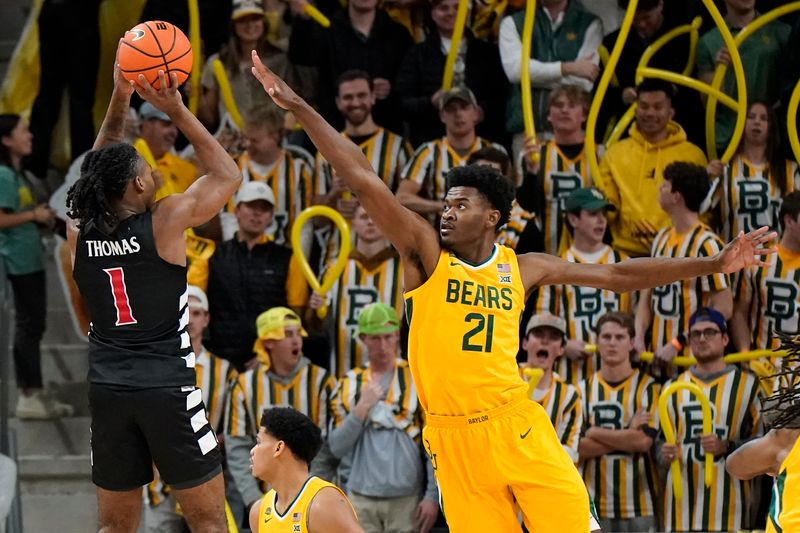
xmin=670 ymin=337 xmax=683 ymax=351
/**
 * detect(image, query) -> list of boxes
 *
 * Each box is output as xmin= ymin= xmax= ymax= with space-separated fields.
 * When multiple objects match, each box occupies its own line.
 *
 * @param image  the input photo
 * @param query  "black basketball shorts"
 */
xmin=89 ymin=383 xmax=222 ymax=491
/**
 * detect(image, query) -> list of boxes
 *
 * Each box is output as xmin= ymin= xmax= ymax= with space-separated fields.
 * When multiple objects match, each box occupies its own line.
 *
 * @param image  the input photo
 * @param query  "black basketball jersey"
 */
xmin=73 ymin=212 xmax=195 ymax=388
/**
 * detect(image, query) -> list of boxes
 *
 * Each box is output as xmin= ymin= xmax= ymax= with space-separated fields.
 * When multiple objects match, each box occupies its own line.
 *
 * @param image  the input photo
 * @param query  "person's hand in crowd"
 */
xmin=31 ymin=204 xmax=56 ymax=226
xmin=415 ymin=499 xmax=439 ymax=533
xmin=701 ymin=434 xmax=728 ymax=456
xmin=654 ymin=341 xmax=678 ymax=363
xmin=633 ymin=335 xmax=646 ymax=357
xmin=251 ymin=50 xmax=303 ymax=111
xmin=287 ymin=0 xmax=311 ymax=17
xmin=373 ymin=78 xmax=392 ymax=100
xmin=521 ymin=136 xmax=541 ymax=175
xmin=133 ymin=70 xmax=185 ymax=117
xmin=431 ymin=89 xmax=444 ymax=109
xmin=628 ymin=408 xmax=651 ymax=430
xmin=337 ymin=196 xmax=358 ymax=220
xmin=564 ymin=339 xmax=590 ymax=361
xmin=308 ymin=291 xmax=326 ymax=311
xmin=622 ymin=86 xmax=637 ymax=105
xmin=706 ymin=159 xmax=725 ymax=178
xmin=563 ymin=53 xmax=599 ymax=82
xmin=715 ymin=47 xmax=731 ymax=66
xmin=353 ymin=378 xmax=385 ymax=420
xmin=661 ymin=443 xmax=680 ymax=463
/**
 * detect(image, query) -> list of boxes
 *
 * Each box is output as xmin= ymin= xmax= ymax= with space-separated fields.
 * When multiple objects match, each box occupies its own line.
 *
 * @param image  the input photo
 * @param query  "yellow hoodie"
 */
xmin=597 ymin=121 xmax=707 ymax=257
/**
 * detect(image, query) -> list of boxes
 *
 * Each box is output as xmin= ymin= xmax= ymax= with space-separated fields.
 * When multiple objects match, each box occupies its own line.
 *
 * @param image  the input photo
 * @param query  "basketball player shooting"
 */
xmin=66 ymin=42 xmax=241 ymax=532
xmin=251 ymin=51 xmax=777 ymax=532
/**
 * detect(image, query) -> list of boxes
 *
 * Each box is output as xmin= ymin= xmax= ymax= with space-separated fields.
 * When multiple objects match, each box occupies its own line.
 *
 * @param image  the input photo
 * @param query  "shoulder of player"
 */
xmin=307 ymin=485 xmax=359 ymax=533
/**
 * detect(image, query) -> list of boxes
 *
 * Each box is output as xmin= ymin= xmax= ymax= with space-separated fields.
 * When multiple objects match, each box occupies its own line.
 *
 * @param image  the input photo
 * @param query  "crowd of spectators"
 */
xmin=4 ymin=0 xmax=800 ymax=531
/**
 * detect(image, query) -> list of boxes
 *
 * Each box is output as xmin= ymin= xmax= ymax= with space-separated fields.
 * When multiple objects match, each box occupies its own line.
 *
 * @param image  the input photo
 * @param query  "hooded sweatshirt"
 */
xmin=597 ymin=121 xmax=707 ymax=257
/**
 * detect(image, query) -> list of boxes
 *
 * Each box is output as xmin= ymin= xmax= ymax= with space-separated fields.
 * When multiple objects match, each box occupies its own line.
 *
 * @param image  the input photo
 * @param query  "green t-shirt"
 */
xmin=696 ymin=18 xmax=790 ymax=148
xmin=0 ymin=165 xmax=43 ymax=275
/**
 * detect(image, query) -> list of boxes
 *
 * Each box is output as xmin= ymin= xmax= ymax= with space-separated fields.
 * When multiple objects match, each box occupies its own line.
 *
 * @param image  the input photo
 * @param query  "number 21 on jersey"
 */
xmin=103 ymin=267 xmax=138 ymax=326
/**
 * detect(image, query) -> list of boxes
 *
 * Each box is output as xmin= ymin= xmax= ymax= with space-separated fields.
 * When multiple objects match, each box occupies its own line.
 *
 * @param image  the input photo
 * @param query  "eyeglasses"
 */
xmin=688 ymin=328 xmax=722 ymax=341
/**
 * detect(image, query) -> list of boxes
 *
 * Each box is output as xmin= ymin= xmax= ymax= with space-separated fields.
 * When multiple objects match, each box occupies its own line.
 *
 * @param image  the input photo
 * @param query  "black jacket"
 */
xmin=395 ymin=32 xmax=508 ymax=147
xmin=205 ymin=238 xmax=291 ymax=369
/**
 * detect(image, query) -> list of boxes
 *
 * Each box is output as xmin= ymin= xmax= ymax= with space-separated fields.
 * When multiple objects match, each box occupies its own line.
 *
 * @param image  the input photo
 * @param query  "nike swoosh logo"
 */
xmin=520 ymin=426 xmax=532 ymax=439
xmin=450 ymin=262 xmax=460 ymax=266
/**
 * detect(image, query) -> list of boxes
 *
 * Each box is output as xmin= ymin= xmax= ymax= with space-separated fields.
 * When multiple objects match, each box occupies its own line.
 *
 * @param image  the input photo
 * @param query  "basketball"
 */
xmin=118 ymin=21 xmax=192 ymax=89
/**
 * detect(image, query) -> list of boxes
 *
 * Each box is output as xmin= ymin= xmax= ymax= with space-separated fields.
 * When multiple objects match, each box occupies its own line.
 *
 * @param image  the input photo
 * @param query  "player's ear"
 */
xmin=486 ymin=209 xmax=500 ymax=229
xmin=274 ymin=440 xmax=286 ymax=457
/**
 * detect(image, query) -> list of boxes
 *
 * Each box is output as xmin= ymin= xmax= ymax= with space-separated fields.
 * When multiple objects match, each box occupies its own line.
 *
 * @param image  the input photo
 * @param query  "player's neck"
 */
xmin=553 ymin=129 xmax=584 ymax=146
xmin=445 ymin=130 xmax=476 ymax=151
xmin=273 ymin=466 xmax=312 ymax=513
xmin=451 ymin=239 xmax=495 ymax=265
xmin=571 ymin=233 xmax=604 ymax=254
xmin=345 ymin=117 xmax=378 ymax=137
xmin=599 ymin=362 xmax=633 ymax=383
xmin=669 ymin=209 xmax=699 ymax=234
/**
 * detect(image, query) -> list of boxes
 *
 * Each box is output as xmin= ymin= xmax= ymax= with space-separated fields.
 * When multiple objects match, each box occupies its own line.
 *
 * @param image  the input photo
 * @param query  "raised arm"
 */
xmin=93 ymin=42 xmax=135 ymax=150
xmin=520 ymin=227 xmax=777 ymax=294
xmin=134 ymin=72 xmax=240 ymax=231
xmin=249 ymin=51 xmax=440 ymax=281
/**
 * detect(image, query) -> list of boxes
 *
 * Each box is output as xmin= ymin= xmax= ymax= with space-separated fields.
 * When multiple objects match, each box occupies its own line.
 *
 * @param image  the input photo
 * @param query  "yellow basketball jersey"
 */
xmin=404 ymin=244 xmax=527 ymax=415
xmin=256 ymin=476 xmax=355 ymax=532
xmin=766 ymin=435 xmax=800 ymax=533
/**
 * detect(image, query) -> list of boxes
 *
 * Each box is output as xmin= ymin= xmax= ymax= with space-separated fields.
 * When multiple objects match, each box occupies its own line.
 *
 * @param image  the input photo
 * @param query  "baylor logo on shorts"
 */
xmin=736 ymin=179 xmax=777 ymax=232
xmin=591 ymin=401 xmax=624 ymax=430
xmin=551 ymin=173 xmax=583 ymax=210
xmin=765 ymin=279 xmax=799 ymax=331
xmin=345 ymin=287 xmax=380 ymax=326
xmin=653 ymin=282 xmax=680 ymax=316
xmin=682 ymin=402 xmax=726 ymax=462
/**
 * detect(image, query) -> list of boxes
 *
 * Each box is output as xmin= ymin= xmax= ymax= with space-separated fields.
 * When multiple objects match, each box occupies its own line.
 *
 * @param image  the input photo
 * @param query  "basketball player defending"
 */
xmin=250 ymin=407 xmax=363 ymax=533
xmin=250 ymin=53 xmax=775 ymax=532
xmin=66 ymin=46 xmax=241 ymax=532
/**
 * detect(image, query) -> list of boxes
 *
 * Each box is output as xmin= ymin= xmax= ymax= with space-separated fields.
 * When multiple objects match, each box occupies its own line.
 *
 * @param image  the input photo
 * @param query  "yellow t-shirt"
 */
xmin=404 ymin=244 xmax=527 ymax=415
xmin=152 ymin=150 xmax=199 ymax=201
xmin=767 ymin=435 xmax=800 ymax=533
xmin=256 ymin=476 xmax=354 ymax=532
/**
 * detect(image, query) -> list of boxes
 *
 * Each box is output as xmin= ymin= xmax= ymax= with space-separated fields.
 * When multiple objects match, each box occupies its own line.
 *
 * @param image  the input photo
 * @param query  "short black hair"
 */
xmin=636 ymin=78 xmax=676 ymax=102
xmin=780 ymin=191 xmax=800 ymax=227
xmin=336 ymin=69 xmax=374 ymax=93
xmin=467 ymin=147 xmax=512 ymax=178
xmin=260 ymin=407 xmax=322 ymax=466
xmin=663 ymin=161 xmax=710 ymax=213
xmin=445 ymin=164 xmax=515 ymax=231
xmin=618 ymin=0 xmax=661 ymax=10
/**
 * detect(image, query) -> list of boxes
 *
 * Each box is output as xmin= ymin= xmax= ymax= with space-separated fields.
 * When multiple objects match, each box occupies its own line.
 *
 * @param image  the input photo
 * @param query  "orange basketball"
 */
xmin=118 ymin=21 xmax=193 ymax=89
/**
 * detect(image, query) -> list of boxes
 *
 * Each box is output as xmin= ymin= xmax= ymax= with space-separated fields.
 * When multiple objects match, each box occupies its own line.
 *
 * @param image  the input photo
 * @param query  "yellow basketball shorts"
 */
xmin=423 ymin=396 xmax=590 ymax=532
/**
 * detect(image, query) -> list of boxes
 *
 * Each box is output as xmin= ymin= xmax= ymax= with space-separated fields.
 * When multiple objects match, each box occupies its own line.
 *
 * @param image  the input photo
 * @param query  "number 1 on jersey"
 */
xmin=462 ymin=312 xmax=494 ymax=352
xmin=104 ymin=267 xmax=138 ymax=326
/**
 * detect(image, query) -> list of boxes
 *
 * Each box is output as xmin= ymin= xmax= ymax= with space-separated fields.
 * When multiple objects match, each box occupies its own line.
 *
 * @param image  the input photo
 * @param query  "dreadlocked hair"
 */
xmin=445 ymin=165 xmax=515 ymax=231
xmin=762 ymin=331 xmax=800 ymax=429
xmin=66 ymin=143 xmax=140 ymax=230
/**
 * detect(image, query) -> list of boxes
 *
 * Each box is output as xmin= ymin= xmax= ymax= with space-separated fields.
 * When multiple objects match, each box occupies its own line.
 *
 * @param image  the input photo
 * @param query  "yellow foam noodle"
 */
xmin=212 ymin=59 xmax=244 ymax=130
xmin=187 ymin=0 xmax=202 ymax=114
xmin=519 ymin=0 xmax=539 ymax=164
xmin=303 ymin=4 xmax=331 ymax=27
xmin=523 ymin=367 xmax=544 ymax=397
xmin=441 ymin=0 xmax=469 ymax=90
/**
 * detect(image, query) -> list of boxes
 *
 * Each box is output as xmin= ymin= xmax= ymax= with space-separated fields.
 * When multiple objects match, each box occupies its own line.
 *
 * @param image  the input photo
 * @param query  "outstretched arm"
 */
xmin=250 ymin=51 xmax=440 ymax=280
xmin=520 ymin=227 xmax=776 ymax=294
xmin=93 ymin=41 xmax=135 ymax=150
xmin=726 ymin=429 xmax=799 ymax=479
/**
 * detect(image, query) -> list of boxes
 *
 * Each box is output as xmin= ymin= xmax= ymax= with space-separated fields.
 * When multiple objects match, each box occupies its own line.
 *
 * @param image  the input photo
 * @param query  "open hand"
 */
xmin=133 ymin=70 xmax=184 ymax=117
xmin=716 ymin=226 xmax=777 ymax=274
xmin=251 ymin=50 xmax=302 ymax=111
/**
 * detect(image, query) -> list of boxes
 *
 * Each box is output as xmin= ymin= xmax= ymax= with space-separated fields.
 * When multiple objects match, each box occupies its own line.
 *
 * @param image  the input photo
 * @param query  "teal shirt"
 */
xmin=696 ymin=18 xmax=790 ymax=148
xmin=0 ymin=165 xmax=43 ymax=275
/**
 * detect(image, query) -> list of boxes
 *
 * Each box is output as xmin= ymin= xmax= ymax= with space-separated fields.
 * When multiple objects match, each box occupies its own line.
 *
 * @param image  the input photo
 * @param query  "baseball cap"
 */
xmin=139 ymin=102 xmax=171 ymax=122
xmin=564 ymin=187 xmax=616 ymax=213
xmin=357 ymin=303 xmax=400 ymax=336
xmin=187 ymin=285 xmax=208 ymax=311
xmin=235 ymin=181 xmax=275 ymax=206
xmin=232 ymin=0 xmax=265 ymax=20
xmin=688 ymin=307 xmax=727 ymax=333
xmin=440 ymin=86 xmax=478 ymax=110
xmin=256 ymin=307 xmax=308 ymax=341
xmin=525 ymin=313 xmax=567 ymax=336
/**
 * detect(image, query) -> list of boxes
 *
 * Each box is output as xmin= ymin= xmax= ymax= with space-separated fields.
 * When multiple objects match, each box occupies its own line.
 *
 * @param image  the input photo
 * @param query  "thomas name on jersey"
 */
xmin=85 ymin=237 xmax=141 ymax=258
xmin=445 ymin=279 xmax=513 ymax=310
